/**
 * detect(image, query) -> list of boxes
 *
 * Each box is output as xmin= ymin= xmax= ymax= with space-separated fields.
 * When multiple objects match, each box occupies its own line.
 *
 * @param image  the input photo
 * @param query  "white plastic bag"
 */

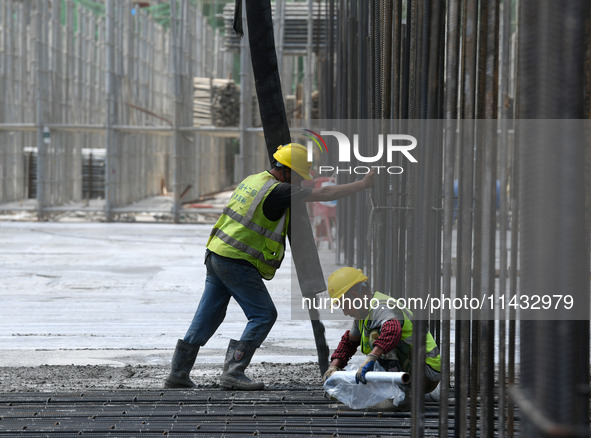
xmin=323 ymin=362 xmax=406 ymax=410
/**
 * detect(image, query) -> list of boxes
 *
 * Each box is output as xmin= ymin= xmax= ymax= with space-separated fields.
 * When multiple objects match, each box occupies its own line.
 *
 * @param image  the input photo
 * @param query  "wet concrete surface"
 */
xmin=1 ymin=221 xmax=346 ymax=393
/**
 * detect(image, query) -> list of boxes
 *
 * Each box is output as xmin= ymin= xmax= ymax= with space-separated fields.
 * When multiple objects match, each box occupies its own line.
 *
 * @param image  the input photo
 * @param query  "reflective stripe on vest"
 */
xmin=206 ymin=172 xmax=289 ymax=280
xmin=220 ymin=206 xmax=285 ymax=244
xmin=359 ymin=291 xmax=441 ymax=372
xmin=209 ymin=228 xmax=282 ymax=270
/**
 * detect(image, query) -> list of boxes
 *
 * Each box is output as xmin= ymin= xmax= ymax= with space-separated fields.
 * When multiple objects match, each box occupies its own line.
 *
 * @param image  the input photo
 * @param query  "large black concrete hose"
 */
xmin=234 ymin=0 xmax=329 ymax=375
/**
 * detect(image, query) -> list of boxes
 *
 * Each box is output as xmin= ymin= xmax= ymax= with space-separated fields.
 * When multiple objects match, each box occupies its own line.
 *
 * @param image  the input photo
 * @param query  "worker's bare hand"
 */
xmin=361 ymin=169 xmax=375 ymax=189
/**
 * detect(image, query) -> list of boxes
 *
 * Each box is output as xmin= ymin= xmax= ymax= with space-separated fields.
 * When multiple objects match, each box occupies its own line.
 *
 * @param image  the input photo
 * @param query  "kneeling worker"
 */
xmin=323 ymin=267 xmax=441 ymax=394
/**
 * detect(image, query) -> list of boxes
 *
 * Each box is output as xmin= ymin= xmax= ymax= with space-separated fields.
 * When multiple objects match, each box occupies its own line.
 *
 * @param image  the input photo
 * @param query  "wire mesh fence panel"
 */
xmin=0 ymin=0 xmax=237 ymax=220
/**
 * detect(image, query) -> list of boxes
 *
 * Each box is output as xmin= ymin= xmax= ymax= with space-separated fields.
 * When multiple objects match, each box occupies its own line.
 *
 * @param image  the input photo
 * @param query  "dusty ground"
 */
xmin=0 ymin=362 xmax=323 ymax=393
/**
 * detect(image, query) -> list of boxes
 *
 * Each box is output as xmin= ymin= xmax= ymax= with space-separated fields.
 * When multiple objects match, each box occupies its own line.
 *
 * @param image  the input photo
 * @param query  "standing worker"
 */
xmin=164 ymin=143 xmax=374 ymax=390
xmin=323 ymin=267 xmax=441 ymax=395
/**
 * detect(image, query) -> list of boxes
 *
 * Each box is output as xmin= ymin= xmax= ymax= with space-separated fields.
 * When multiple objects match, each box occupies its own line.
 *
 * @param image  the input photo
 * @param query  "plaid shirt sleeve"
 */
xmin=330 ymin=330 xmax=359 ymax=366
xmin=372 ymin=319 xmax=402 ymax=353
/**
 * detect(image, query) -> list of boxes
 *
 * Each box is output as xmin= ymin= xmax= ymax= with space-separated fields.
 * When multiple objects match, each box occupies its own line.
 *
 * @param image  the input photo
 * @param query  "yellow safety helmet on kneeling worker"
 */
xmin=328 ymin=267 xmax=369 ymax=301
xmin=273 ymin=143 xmax=313 ymax=180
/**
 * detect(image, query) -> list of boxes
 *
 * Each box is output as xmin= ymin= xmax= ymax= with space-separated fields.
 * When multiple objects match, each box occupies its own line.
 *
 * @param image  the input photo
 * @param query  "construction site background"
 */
xmin=0 ymin=1 xmax=590 ymax=437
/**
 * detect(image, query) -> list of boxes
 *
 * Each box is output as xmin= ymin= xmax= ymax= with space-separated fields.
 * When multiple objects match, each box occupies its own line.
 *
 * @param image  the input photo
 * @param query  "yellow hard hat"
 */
xmin=273 ymin=143 xmax=313 ymax=180
xmin=328 ymin=267 xmax=368 ymax=301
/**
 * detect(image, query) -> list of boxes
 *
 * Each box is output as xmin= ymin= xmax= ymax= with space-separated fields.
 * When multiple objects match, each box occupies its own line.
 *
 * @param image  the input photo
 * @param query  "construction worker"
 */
xmin=323 ymin=267 xmax=441 ymax=395
xmin=165 ymin=143 xmax=374 ymax=390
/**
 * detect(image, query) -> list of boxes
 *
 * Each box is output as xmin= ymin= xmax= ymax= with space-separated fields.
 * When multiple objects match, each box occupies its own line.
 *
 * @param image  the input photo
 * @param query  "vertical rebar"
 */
xmin=170 ymin=0 xmax=183 ymax=223
xmin=455 ymin=0 xmax=478 ymax=436
xmin=20 ymin=2 xmax=30 ymax=201
xmin=507 ymin=129 xmax=518 ymax=438
xmin=475 ymin=1 xmax=499 ymax=436
xmin=275 ymin=0 xmax=285 ymax=80
xmin=355 ymin=0 xmax=367 ymax=270
xmin=336 ymin=0 xmax=347 ymax=121
xmin=304 ymin=0 xmax=313 ymax=121
xmin=35 ymin=0 xmax=48 ymax=219
xmin=411 ymin=1 xmax=443 ymax=434
xmin=370 ymin=0 xmax=385 ymax=295
xmin=371 ymin=0 xmax=381 ymax=120
xmin=396 ymin=0 xmax=410 ymax=297
xmin=357 ymin=0 xmax=369 ymax=119
xmin=348 ymin=0 xmax=358 ymax=120
xmin=380 ymin=0 xmax=393 ymax=120
xmin=391 ymin=0 xmax=402 ymax=119
xmin=327 ymin=0 xmax=335 ymax=118
xmin=440 ymin=0 xmax=461 ymax=434
xmin=387 ymin=0 xmax=402 ymax=297
xmin=470 ymin=2 xmax=488 ymax=434
xmin=497 ymin=0 xmax=513 ymax=435
xmin=1 ymin=1 xmax=7 ymax=129
xmin=237 ymin=0 xmax=250 ymax=183
xmin=3 ymin=1 xmax=11 ymax=201
xmin=517 ymin=0 xmax=590 ymax=435
xmin=405 ymin=0 xmax=416 ymax=120
xmin=105 ymin=0 xmax=116 ymax=221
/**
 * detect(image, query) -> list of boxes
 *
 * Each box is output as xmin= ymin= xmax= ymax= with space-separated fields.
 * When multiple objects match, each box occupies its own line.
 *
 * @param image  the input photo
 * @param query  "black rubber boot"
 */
xmin=163 ymin=339 xmax=200 ymax=388
xmin=219 ymin=339 xmax=264 ymax=390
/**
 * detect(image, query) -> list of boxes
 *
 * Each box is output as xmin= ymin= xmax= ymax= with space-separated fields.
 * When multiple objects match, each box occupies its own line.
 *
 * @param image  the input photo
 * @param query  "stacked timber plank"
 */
xmin=193 ymin=78 xmax=213 ymax=126
xmin=193 ymin=78 xmax=240 ymax=127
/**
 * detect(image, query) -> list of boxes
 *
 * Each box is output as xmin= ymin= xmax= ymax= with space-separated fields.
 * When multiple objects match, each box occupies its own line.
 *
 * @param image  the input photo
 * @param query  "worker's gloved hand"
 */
xmin=355 ymin=353 xmax=379 ymax=384
xmin=322 ymin=365 xmax=341 ymax=383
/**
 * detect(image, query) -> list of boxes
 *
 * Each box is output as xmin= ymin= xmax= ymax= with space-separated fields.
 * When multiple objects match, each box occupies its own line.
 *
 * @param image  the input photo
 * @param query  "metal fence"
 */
xmin=0 ymin=0 xmax=237 ymax=221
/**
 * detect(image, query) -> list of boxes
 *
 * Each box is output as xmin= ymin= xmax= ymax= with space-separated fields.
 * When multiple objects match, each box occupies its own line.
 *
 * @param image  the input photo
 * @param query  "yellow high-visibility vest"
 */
xmin=359 ymin=291 xmax=441 ymax=373
xmin=207 ymin=171 xmax=289 ymax=280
